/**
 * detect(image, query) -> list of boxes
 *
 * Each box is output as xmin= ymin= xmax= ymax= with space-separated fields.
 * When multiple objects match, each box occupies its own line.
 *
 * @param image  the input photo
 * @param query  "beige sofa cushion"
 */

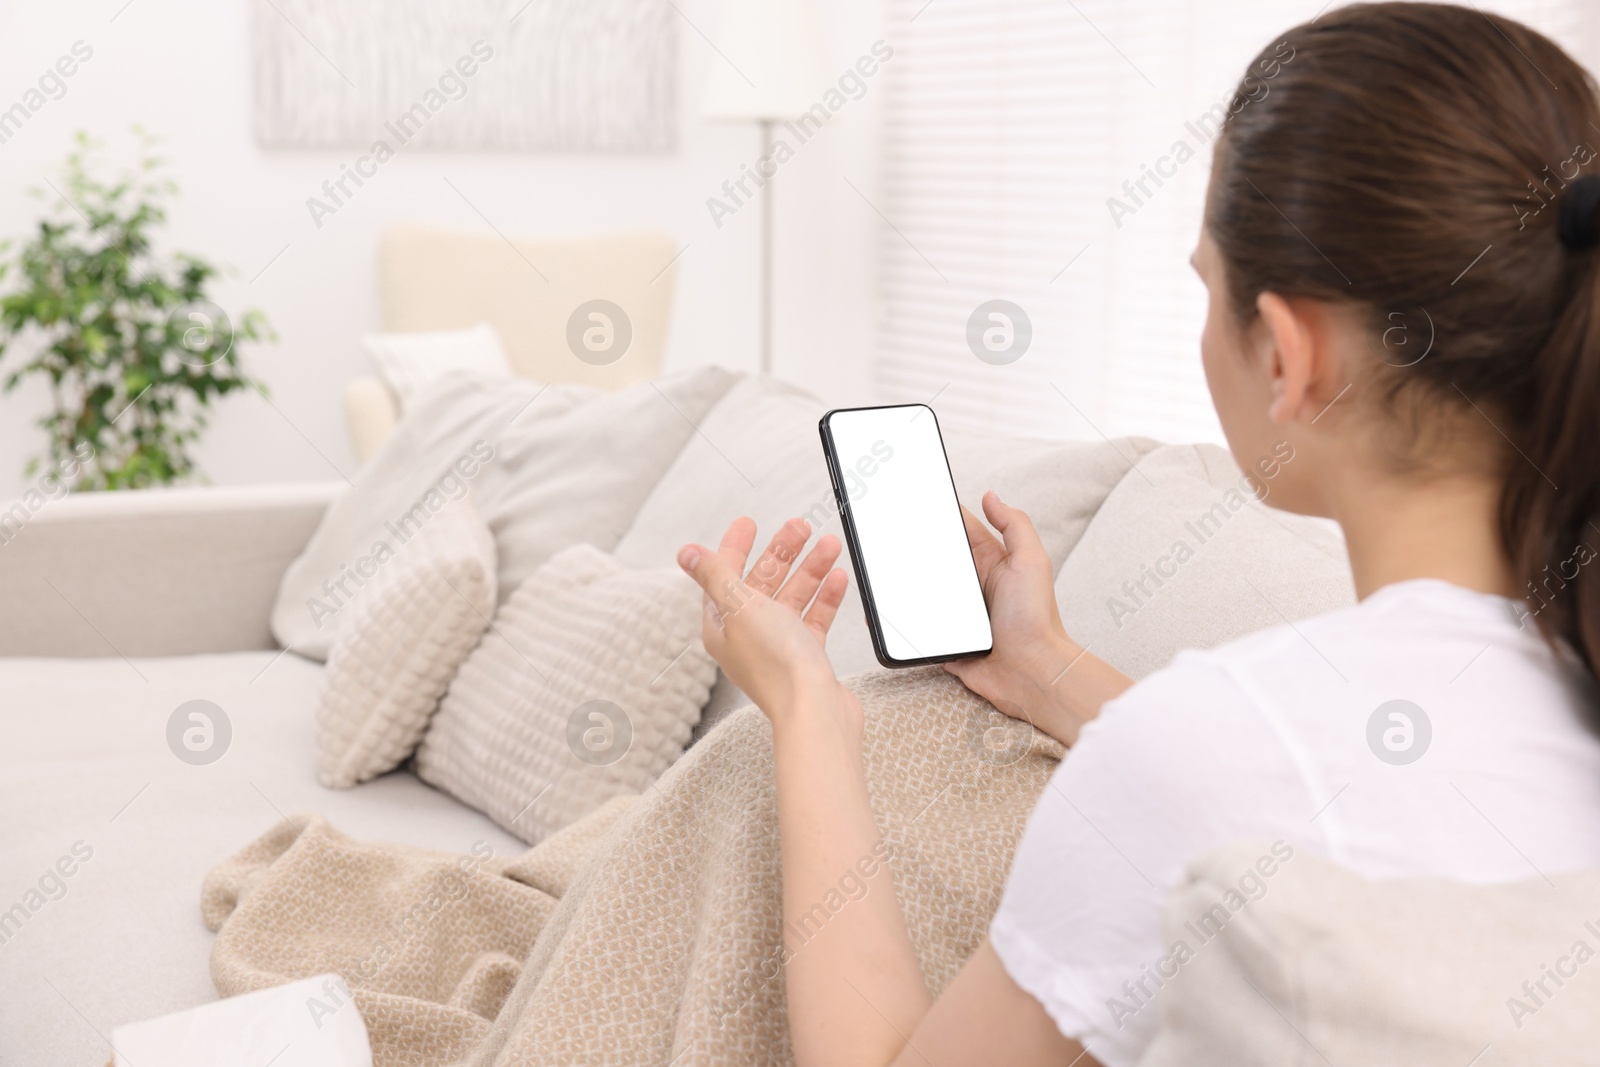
xmin=0 ymin=650 xmax=523 ymax=1067
xmin=315 ymin=497 xmax=497 ymax=788
xmin=1141 ymin=841 xmax=1600 ymax=1066
xmin=415 ymin=544 xmax=715 ymax=844
xmin=272 ymin=366 xmax=737 ymax=659
xmin=1055 ymin=443 xmax=1355 ymax=681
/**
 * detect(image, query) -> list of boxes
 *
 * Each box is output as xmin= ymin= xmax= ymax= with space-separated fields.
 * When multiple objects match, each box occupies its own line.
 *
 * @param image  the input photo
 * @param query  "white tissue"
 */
xmin=112 ymin=973 xmax=372 ymax=1067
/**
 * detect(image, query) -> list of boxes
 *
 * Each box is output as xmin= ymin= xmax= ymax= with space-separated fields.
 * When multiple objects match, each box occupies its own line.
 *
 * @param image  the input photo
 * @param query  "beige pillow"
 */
xmin=271 ymin=365 xmax=738 ymax=660
xmin=1142 ymin=842 xmax=1600 ymax=1066
xmin=314 ymin=497 xmax=497 ymax=788
xmin=415 ymin=544 xmax=716 ymax=843
xmin=1055 ymin=443 xmax=1355 ymax=681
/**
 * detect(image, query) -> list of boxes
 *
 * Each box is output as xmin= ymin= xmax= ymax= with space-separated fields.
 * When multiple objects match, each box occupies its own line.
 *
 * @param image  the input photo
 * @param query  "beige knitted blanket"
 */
xmin=201 ymin=669 xmax=1065 ymax=1066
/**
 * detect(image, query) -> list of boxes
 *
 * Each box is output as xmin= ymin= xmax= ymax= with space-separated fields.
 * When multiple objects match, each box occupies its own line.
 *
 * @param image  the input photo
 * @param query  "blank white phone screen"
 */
xmin=825 ymin=405 xmax=992 ymax=663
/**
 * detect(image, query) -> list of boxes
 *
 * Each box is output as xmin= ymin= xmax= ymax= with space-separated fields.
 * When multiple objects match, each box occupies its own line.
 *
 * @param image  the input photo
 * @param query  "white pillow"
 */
xmin=414 ymin=544 xmax=716 ymax=844
xmin=271 ymin=366 xmax=738 ymax=660
xmin=1055 ymin=443 xmax=1355 ymax=681
xmin=314 ymin=496 xmax=496 ymax=788
xmin=360 ymin=322 xmax=513 ymax=410
xmin=1142 ymin=841 xmax=1600 ymax=1066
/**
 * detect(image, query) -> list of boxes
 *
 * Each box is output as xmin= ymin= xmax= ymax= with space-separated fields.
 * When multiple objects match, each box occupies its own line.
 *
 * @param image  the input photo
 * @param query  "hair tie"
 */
xmin=1558 ymin=174 xmax=1600 ymax=250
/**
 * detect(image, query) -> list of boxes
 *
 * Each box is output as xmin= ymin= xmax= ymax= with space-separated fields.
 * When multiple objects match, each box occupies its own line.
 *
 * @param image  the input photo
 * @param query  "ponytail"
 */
xmin=1504 ymin=186 xmax=1600 ymax=674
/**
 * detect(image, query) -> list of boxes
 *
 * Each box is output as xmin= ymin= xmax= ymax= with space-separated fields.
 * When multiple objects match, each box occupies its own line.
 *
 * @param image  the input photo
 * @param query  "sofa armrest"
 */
xmin=0 ymin=481 xmax=343 ymax=658
xmin=345 ymin=374 xmax=400 ymax=464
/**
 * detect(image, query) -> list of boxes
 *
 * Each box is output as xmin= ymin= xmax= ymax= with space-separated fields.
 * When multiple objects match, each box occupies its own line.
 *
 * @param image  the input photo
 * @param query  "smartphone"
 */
xmin=819 ymin=404 xmax=993 ymax=668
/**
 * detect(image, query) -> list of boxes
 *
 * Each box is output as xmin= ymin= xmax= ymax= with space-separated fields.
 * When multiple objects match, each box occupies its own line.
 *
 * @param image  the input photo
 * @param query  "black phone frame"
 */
xmin=818 ymin=403 xmax=993 ymax=669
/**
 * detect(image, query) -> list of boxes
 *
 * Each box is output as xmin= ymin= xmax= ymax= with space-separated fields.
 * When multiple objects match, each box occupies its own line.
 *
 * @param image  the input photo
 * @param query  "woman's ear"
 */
xmin=1255 ymin=291 xmax=1318 ymax=425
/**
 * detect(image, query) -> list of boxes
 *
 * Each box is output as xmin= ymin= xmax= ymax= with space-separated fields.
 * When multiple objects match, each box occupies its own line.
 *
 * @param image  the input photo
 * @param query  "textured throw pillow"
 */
xmin=361 ymin=322 xmax=512 ymax=410
xmin=1055 ymin=443 xmax=1356 ymax=681
xmin=415 ymin=544 xmax=716 ymax=844
xmin=314 ymin=497 xmax=497 ymax=788
xmin=1141 ymin=842 xmax=1600 ymax=1066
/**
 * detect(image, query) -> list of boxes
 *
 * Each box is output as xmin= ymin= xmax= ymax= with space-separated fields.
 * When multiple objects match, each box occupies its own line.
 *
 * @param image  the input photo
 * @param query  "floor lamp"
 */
xmin=703 ymin=0 xmax=829 ymax=376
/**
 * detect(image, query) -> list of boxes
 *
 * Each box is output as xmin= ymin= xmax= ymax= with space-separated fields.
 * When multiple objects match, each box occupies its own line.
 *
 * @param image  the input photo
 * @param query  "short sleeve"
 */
xmin=988 ymin=651 xmax=1327 ymax=1067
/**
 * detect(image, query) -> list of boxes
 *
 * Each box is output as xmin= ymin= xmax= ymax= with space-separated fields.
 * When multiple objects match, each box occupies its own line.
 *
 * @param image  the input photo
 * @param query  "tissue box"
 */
xmin=113 ymin=974 xmax=372 ymax=1067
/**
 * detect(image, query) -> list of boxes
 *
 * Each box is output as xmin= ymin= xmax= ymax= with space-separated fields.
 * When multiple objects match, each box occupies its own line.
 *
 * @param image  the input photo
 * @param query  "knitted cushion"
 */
xmin=415 ymin=544 xmax=716 ymax=843
xmin=314 ymin=497 xmax=496 ymax=788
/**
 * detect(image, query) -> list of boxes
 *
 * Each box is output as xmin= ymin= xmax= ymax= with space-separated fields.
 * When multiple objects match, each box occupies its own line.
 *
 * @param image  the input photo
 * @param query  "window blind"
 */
xmin=875 ymin=0 xmax=1599 ymax=444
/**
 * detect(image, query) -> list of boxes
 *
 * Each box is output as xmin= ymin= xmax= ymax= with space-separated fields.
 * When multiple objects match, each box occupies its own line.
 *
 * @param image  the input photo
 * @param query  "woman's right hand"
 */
xmin=944 ymin=492 xmax=1088 ymax=738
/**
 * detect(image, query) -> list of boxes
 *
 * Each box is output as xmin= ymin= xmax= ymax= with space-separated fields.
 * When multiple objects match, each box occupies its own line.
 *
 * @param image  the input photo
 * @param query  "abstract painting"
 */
xmin=252 ymin=0 xmax=677 ymax=152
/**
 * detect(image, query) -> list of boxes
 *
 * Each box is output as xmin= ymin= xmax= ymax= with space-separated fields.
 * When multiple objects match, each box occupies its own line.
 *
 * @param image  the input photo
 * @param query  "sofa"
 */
xmin=4 ymin=368 xmax=1593 ymax=1066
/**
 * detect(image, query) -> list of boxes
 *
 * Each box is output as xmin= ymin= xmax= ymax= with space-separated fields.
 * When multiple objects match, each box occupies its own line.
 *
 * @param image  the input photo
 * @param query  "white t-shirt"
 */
xmin=989 ymin=578 xmax=1600 ymax=1067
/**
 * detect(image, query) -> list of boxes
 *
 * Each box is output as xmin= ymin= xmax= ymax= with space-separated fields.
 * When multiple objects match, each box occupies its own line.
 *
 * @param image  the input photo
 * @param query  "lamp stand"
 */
xmin=760 ymin=118 xmax=774 ymax=376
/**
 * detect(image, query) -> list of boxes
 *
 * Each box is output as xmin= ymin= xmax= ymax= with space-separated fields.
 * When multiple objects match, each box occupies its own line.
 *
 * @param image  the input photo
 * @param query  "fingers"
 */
xmin=717 ymin=515 xmax=758 ymax=569
xmin=801 ymin=567 xmax=850 ymax=641
xmin=682 ymin=517 xmax=846 ymax=635
xmin=678 ymin=537 xmax=756 ymax=619
xmin=960 ymin=504 xmax=1003 ymax=553
xmin=961 ymin=501 xmax=1007 ymax=577
xmin=774 ymin=534 xmax=842 ymax=612
xmin=745 ymin=517 xmax=812 ymax=596
xmin=980 ymin=491 xmax=1046 ymax=563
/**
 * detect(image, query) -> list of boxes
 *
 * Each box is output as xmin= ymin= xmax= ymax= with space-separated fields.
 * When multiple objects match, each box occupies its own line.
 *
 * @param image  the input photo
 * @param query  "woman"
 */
xmin=676 ymin=4 xmax=1600 ymax=1064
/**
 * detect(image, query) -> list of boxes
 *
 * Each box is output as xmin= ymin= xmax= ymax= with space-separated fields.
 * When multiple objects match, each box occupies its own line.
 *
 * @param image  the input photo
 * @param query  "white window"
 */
xmin=875 ymin=0 xmax=1599 ymax=444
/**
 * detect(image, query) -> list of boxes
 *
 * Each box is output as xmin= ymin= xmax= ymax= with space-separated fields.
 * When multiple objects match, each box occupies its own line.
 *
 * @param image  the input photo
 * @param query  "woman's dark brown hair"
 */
xmin=1211 ymin=2 xmax=1600 ymax=677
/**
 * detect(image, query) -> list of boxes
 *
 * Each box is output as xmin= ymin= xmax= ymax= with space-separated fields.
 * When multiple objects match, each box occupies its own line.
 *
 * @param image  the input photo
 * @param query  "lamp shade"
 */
xmin=702 ymin=0 xmax=830 ymax=121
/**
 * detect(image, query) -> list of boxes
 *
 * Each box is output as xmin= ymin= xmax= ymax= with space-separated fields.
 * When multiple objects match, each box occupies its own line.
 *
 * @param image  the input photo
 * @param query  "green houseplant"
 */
xmin=0 ymin=130 xmax=271 ymax=490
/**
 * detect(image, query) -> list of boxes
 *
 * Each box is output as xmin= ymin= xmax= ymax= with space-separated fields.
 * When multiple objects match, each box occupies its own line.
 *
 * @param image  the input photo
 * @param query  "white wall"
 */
xmin=0 ymin=0 xmax=889 ymax=499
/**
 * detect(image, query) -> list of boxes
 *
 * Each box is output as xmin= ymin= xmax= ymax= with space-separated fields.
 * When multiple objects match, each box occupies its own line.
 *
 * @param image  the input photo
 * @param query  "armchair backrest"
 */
xmin=378 ymin=224 xmax=678 ymax=390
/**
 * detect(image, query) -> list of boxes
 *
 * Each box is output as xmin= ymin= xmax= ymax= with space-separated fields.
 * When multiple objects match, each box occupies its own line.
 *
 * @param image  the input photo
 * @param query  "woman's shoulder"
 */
xmin=1078 ymin=576 xmax=1561 ymax=789
xmin=1141 ymin=577 xmax=1528 ymax=692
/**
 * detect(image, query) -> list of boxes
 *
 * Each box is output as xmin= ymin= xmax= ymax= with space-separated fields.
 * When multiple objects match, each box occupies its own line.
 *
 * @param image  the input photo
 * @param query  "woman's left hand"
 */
xmin=678 ymin=517 xmax=854 ymax=729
